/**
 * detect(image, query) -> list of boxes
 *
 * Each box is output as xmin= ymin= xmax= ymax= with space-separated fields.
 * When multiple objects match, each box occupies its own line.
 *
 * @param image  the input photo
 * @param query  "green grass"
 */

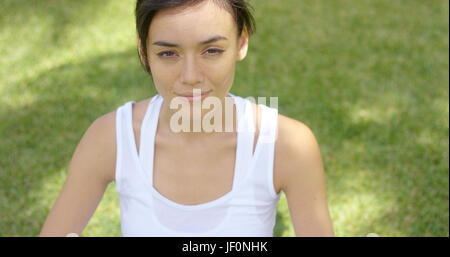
xmin=0 ymin=0 xmax=448 ymax=237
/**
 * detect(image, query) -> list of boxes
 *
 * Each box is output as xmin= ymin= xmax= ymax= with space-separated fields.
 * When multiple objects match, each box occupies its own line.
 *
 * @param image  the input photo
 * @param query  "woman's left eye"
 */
xmin=157 ymin=51 xmax=177 ymax=58
xmin=204 ymin=48 xmax=225 ymax=55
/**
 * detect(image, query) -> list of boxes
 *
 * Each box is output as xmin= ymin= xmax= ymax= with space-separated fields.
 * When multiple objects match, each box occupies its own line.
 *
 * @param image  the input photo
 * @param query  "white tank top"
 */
xmin=114 ymin=92 xmax=281 ymax=236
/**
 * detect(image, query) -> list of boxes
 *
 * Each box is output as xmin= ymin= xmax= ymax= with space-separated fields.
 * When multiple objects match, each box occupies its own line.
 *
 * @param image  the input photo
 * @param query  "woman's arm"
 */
xmin=39 ymin=112 xmax=116 ymax=237
xmin=275 ymin=116 xmax=334 ymax=237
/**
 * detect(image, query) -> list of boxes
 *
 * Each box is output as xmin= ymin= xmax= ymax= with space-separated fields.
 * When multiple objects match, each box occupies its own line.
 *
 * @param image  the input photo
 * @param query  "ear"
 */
xmin=236 ymin=26 xmax=249 ymax=61
xmin=137 ymin=36 xmax=147 ymax=65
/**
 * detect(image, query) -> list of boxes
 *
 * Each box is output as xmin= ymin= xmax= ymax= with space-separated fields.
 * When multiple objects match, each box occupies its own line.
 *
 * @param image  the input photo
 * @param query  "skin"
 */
xmin=141 ymin=0 xmax=249 ymax=139
xmin=39 ymin=0 xmax=334 ymax=237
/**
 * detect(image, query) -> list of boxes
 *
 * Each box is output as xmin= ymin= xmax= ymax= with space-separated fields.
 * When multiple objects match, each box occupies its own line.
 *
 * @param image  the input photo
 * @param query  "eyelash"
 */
xmin=157 ymin=48 xmax=225 ymax=58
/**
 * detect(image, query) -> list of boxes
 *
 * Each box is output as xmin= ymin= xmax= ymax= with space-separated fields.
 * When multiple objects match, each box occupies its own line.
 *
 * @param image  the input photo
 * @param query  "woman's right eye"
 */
xmin=157 ymin=51 xmax=177 ymax=58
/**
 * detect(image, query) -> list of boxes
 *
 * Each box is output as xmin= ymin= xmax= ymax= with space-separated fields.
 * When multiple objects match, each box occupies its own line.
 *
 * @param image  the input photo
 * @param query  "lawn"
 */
xmin=0 ymin=0 xmax=448 ymax=236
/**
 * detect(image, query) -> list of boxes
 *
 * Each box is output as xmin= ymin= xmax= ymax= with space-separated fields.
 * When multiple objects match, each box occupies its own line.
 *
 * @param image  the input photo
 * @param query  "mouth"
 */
xmin=175 ymin=90 xmax=212 ymax=102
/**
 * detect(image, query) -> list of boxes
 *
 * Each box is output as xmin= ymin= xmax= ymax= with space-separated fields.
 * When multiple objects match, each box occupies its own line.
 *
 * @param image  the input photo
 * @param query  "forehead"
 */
xmin=149 ymin=1 xmax=237 ymax=42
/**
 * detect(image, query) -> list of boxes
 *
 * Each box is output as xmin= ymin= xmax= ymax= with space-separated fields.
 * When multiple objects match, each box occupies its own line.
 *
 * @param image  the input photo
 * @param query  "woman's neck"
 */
xmin=158 ymin=95 xmax=237 ymax=143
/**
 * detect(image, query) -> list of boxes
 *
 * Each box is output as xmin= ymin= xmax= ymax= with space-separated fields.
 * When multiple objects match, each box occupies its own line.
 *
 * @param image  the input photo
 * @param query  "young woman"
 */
xmin=39 ymin=0 xmax=334 ymax=237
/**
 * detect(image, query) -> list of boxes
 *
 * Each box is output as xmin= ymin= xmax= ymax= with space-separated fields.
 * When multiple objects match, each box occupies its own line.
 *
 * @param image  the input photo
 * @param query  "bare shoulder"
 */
xmin=274 ymin=114 xmax=324 ymax=193
xmin=276 ymin=114 xmax=318 ymax=149
xmin=245 ymin=102 xmax=323 ymax=194
xmin=39 ymin=109 xmax=119 ymax=236
xmin=275 ymin=115 xmax=333 ymax=236
xmin=83 ymin=96 xmax=153 ymax=181
xmin=79 ymin=97 xmax=153 ymax=183
xmin=79 ymin=110 xmax=118 ymax=183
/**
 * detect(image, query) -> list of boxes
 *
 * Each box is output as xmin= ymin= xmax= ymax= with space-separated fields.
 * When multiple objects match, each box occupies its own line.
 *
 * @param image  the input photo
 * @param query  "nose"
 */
xmin=180 ymin=54 xmax=203 ymax=86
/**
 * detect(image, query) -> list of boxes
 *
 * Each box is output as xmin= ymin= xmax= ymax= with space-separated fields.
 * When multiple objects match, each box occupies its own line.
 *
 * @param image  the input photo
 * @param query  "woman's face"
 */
xmin=143 ymin=0 xmax=249 ymax=105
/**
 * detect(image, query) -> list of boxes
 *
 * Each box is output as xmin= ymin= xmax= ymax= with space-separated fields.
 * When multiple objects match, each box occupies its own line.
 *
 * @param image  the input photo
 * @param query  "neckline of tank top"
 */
xmin=125 ymin=92 xmax=262 ymax=211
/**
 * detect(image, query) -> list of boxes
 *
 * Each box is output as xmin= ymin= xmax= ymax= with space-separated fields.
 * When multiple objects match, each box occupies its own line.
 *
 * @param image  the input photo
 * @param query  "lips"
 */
xmin=175 ymin=90 xmax=212 ymax=102
xmin=176 ymin=90 xmax=212 ymax=97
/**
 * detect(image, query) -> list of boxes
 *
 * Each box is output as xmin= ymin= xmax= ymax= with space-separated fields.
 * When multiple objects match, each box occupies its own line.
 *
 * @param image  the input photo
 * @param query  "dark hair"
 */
xmin=135 ymin=0 xmax=256 ymax=76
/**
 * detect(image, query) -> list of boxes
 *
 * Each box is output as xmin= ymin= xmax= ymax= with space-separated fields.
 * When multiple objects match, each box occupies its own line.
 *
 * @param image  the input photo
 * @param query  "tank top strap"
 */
xmin=134 ymin=93 xmax=258 ymax=191
xmin=251 ymin=102 xmax=280 ymax=198
xmin=139 ymin=94 xmax=163 ymax=178
xmin=256 ymin=103 xmax=279 ymax=147
xmin=226 ymin=93 xmax=255 ymax=188
xmin=119 ymin=101 xmax=138 ymax=156
xmin=115 ymin=100 xmax=140 ymax=192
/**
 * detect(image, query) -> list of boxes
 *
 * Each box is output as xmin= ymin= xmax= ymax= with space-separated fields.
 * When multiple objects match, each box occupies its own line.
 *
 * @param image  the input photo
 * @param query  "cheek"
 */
xmin=203 ymin=56 xmax=236 ymax=88
xmin=150 ymin=58 xmax=174 ymax=79
xmin=149 ymin=61 xmax=177 ymax=89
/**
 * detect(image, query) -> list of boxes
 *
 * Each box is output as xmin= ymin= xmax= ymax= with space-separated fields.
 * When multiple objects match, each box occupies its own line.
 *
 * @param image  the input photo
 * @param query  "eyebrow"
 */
xmin=152 ymin=35 xmax=228 ymax=47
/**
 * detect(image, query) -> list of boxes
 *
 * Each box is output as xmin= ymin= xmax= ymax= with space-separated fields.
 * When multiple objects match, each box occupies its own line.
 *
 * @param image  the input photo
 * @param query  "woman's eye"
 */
xmin=157 ymin=49 xmax=224 ymax=58
xmin=157 ymin=51 xmax=177 ymax=58
xmin=205 ymin=48 xmax=225 ymax=55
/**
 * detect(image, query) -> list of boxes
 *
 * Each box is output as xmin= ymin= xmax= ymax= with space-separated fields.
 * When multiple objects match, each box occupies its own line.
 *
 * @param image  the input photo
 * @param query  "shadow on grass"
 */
xmin=0 ymin=0 xmax=110 ymax=44
xmin=317 ymin=100 xmax=448 ymax=236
